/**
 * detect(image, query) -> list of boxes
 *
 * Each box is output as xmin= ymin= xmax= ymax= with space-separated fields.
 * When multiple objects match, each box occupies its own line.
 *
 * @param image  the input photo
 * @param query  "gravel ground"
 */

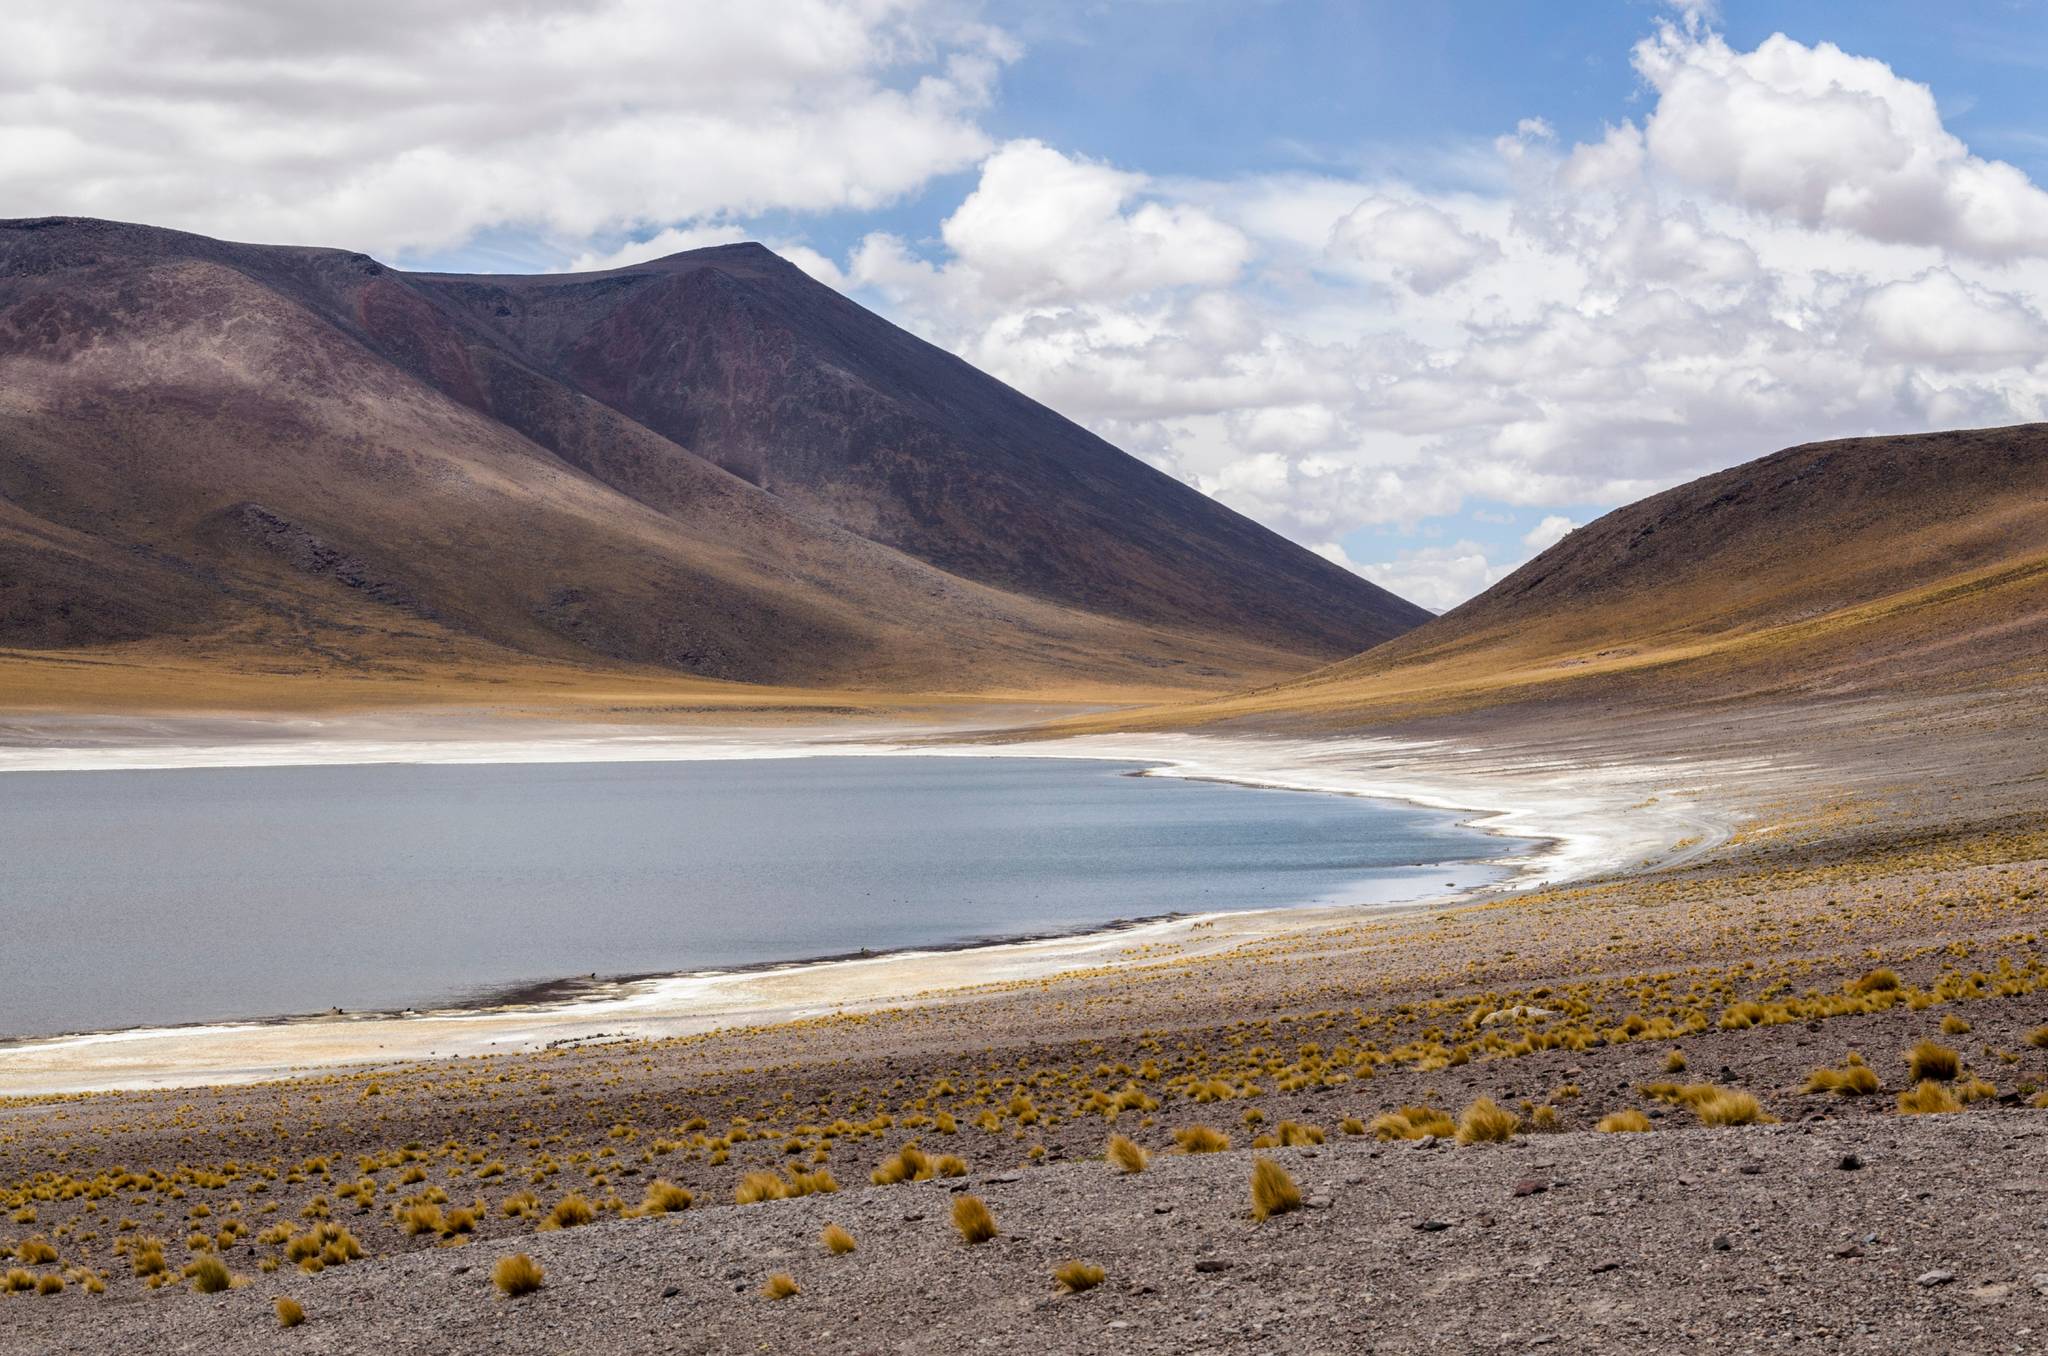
xmin=5 ymin=1113 xmax=2047 ymax=1355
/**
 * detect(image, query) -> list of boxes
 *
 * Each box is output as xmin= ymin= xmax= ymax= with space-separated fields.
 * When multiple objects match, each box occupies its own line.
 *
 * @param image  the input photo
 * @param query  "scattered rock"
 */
xmin=1711 ymin=1235 xmax=1732 ymax=1252
xmin=1915 ymin=1270 xmax=1956 ymax=1288
xmin=1836 ymin=1152 xmax=1863 ymax=1171
xmin=1193 ymin=1259 xmax=1233 ymax=1274
xmin=1415 ymin=1220 xmax=1451 ymax=1233
xmin=1512 ymin=1179 xmax=1548 ymax=1197
xmin=662 ymin=1285 xmax=680 ymax=1299
xmin=1588 ymin=1261 xmax=1620 ymax=1274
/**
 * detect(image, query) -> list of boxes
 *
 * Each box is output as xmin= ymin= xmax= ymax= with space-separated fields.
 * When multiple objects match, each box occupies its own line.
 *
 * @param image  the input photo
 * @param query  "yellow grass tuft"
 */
xmin=638 ymin=1181 xmax=693 ymax=1215
xmin=735 ymin=1171 xmax=790 ymax=1205
xmin=1172 ymin=1125 xmax=1230 ymax=1154
xmin=1692 ymin=1089 xmax=1775 ymax=1127
xmin=762 ymin=1272 xmax=801 ymax=1300
xmin=1369 ymin=1105 xmax=1456 ymax=1141
xmin=870 ymin=1144 xmax=933 ymax=1185
xmin=493 ymin=1253 xmax=545 ymax=1296
xmin=951 ymin=1194 xmax=998 ymax=1245
xmin=1105 ymin=1134 xmax=1149 ymax=1174
xmin=1596 ymin=1109 xmax=1651 ymax=1133
xmin=1663 ymin=1049 xmax=1688 ymax=1073
xmin=1249 ymin=1158 xmax=1302 ymax=1222
xmin=1054 ymin=1260 xmax=1105 ymax=1293
xmin=2028 ymin=1026 xmax=2048 ymax=1051
xmin=1897 ymin=1079 xmax=1963 ymax=1114
xmin=1801 ymin=1062 xmax=1881 ymax=1096
xmin=275 ymin=1297 xmax=305 ymax=1328
xmin=36 ymin=1273 xmax=63 ymax=1296
xmin=1455 ymin=1098 xmax=1519 ymax=1144
xmin=540 ymin=1193 xmax=595 ymax=1231
xmin=1906 ymin=1040 xmax=1961 ymax=1082
xmin=1851 ymin=968 xmax=1901 ymax=995
xmin=821 ymin=1224 xmax=857 ymax=1255
xmin=1940 ymin=1014 xmax=1972 ymax=1035
xmin=188 ymin=1255 xmax=235 ymax=1294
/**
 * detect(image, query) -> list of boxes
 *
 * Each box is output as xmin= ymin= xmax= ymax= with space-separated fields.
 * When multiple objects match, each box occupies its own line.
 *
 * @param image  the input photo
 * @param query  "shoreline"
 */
xmin=0 ymin=715 xmax=1770 ymax=1097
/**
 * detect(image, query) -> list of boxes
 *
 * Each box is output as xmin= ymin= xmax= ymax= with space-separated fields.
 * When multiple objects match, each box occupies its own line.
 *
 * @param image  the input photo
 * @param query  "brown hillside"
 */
xmin=0 ymin=218 xmax=1427 ymax=704
xmin=1062 ymin=424 xmax=2048 ymax=731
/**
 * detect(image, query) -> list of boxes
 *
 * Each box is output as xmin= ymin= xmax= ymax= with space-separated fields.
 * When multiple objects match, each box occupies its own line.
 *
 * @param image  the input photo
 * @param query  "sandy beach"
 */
xmin=0 ymin=713 xmax=1762 ymax=1096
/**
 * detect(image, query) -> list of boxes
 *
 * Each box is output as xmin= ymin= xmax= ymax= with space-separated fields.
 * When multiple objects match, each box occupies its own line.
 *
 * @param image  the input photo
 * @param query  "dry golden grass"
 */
xmin=1454 ymin=1097 xmax=1519 ymax=1144
xmin=1663 ymin=1049 xmax=1689 ymax=1073
xmin=1906 ymin=1039 xmax=1961 ymax=1081
xmin=1105 ymin=1134 xmax=1149 ymax=1174
xmin=1801 ymin=1056 xmax=1881 ymax=1096
xmin=1249 ymin=1158 xmax=1302 ymax=1222
xmin=1595 ymin=1109 xmax=1652 ymax=1133
xmin=1172 ymin=1125 xmax=1230 ymax=1154
xmin=870 ymin=1144 xmax=933 ymax=1186
xmin=637 ymin=1180 xmax=693 ymax=1215
xmin=821 ymin=1224 xmax=857 ymax=1256
xmin=1692 ymin=1089 xmax=1775 ymax=1127
xmin=1369 ymin=1105 xmax=1456 ymax=1141
xmin=540 ymin=1193 xmax=596 ymax=1230
xmin=951 ymin=1195 xmax=999 ymax=1245
xmin=36 ymin=1273 xmax=63 ymax=1296
xmin=275 ymin=1297 xmax=305 ymax=1328
xmin=2028 ymin=1026 xmax=2048 ymax=1050
xmin=1941 ymin=1013 xmax=1973 ymax=1035
xmin=492 ymin=1253 xmax=544 ymax=1296
xmin=762 ymin=1272 xmax=801 ymax=1301
xmin=1054 ymin=1260 xmax=1105 ymax=1293
xmin=14 ymin=1238 xmax=56 ymax=1265
xmin=1897 ymin=1080 xmax=1964 ymax=1114
xmin=187 ymin=1255 xmax=234 ymax=1294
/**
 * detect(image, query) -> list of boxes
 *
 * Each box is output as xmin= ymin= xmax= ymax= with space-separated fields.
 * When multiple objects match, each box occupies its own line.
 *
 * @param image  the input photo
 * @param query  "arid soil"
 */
xmin=2 ymin=690 xmax=2045 ymax=1352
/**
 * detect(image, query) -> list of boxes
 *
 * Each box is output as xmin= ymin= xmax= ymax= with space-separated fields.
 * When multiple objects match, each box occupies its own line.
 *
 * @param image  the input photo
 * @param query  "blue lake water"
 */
xmin=0 ymin=756 xmax=1510 ymax=1037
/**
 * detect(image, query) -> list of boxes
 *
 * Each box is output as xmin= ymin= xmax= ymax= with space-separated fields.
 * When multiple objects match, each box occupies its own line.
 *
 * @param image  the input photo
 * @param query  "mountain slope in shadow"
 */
xmin=0 ymin=217 xmax=1427 ymax=695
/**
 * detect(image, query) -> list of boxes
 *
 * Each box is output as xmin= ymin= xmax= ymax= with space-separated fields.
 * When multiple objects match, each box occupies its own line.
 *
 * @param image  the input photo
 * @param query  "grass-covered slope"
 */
xmin=1075 ymin=424 xmax=2048 ymax=731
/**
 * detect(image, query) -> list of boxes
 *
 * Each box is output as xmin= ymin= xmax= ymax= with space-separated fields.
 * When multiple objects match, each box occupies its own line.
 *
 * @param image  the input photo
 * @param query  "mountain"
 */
xmin=1078 ymin=424 xmax=2048 ymax=729
xmin=0 ymin=217 xmax=1426 ymax=699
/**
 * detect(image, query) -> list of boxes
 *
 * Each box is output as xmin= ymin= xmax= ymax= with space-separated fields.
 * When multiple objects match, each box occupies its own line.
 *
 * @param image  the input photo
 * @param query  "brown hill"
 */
xmin=1061 ymin=424 xmax=2048 ymax=731
xmin=0 ymin=217 xmax=1425 ymax=703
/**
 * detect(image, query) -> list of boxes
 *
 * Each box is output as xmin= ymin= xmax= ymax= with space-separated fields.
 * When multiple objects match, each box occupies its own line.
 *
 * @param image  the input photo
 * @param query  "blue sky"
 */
xmin=14 ymin=0 xmax=2048 ymax=607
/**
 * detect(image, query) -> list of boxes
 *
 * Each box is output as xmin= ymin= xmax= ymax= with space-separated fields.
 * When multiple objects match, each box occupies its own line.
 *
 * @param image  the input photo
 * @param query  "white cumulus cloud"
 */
xmin=1634 ymin=24 xmax=2048 ymax=259
xmin=0 ymin=0 xmax=1009 ymax=258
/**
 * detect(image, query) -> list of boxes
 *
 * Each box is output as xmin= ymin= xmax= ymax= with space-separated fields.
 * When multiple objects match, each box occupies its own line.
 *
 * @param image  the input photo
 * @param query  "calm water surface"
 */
xmin=0 ymin=757 xmax=1509 ymax=1037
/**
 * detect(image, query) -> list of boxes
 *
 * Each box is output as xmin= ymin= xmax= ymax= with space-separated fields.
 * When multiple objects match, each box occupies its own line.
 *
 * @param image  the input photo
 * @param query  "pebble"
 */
xmin=1194 ymin=1259 xmax=1234 ymax=1273
xmin=1915 ymin=1270 xmax=1956 ymax=1288
xmin=1711 ymin=1235 xmax=1733 ymax=1252
xmin=1416 ymin=1219 xmax=1451 ymax=1232
xmin=662 ymin=1285 xmax=680 ymax=1298
xmin=1837 ymin=1152 xmax=1863 ymax=1170
xmin=1512 ymin=1179 xmax=1548 ymax=1197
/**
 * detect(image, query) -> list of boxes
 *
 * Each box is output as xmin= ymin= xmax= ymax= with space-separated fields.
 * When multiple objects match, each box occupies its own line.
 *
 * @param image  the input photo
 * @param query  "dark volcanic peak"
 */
xmin=0 ymin=216 xmax=1423 ymax=691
